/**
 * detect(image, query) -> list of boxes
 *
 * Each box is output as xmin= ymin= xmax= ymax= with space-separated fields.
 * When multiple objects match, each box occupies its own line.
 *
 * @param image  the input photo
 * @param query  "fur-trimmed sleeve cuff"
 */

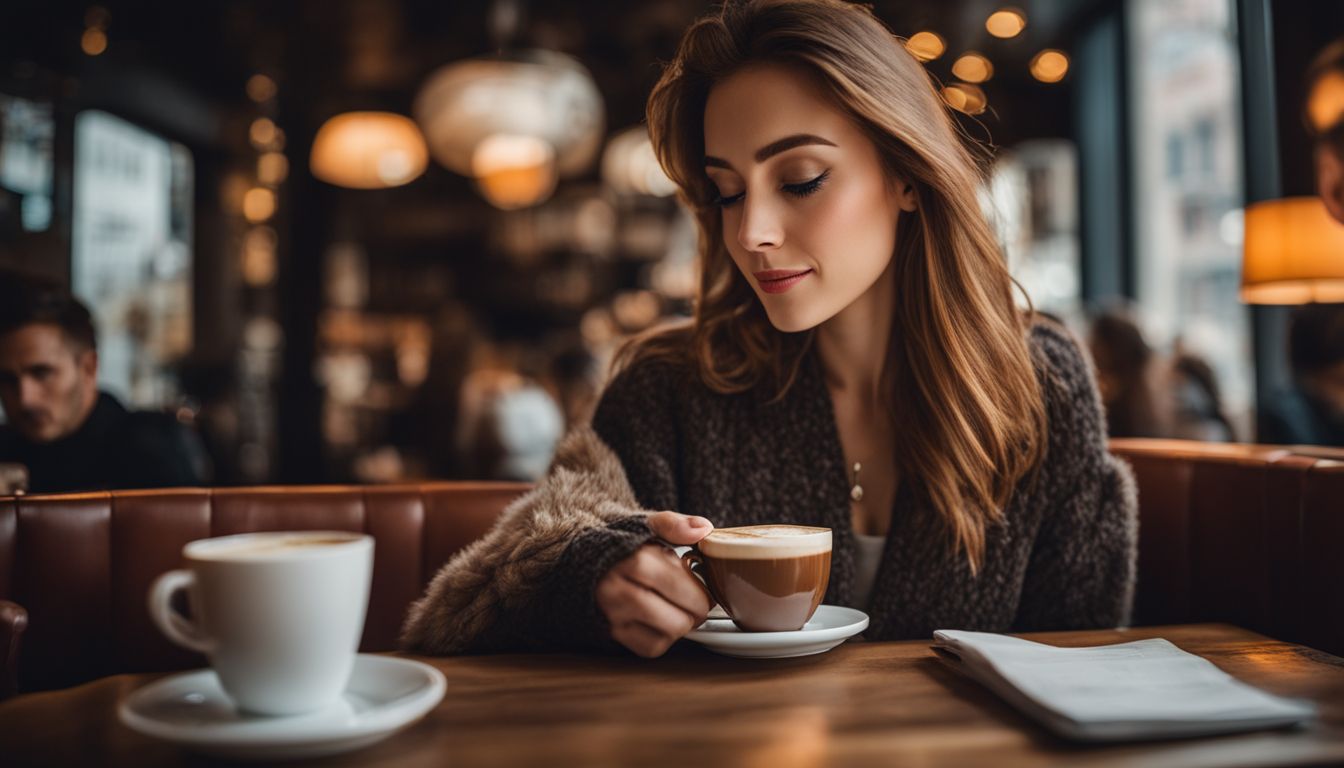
xmin=400 ymin=427 xmax=657 ymax=654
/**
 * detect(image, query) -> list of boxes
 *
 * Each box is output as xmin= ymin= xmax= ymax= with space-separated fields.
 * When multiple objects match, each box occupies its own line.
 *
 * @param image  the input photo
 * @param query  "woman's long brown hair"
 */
xmin=628 ymin=0 xmax=1048 ymax=572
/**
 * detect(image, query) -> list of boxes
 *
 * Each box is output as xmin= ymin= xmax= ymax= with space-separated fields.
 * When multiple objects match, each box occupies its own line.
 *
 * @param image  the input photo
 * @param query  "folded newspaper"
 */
xmin=931 ymin=630 xmax=1316 ymax=742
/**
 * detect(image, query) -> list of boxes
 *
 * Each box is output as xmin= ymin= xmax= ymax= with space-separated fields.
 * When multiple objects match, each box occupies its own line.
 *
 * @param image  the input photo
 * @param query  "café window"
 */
xmin=1128 ymin=0 xmax=1251 ymax=432
xmin=990 ymin=140 xmax=1082 ymax=324
xmin=72 ymin=110 xmax=194 ymax=408
xmin=0 ymin=93 xmax=54 ymax=232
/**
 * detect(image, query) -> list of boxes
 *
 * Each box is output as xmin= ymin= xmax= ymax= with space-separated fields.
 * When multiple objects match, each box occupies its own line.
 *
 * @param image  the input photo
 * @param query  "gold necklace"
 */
xmin=850 ymin=461 xmax=864 ymax=502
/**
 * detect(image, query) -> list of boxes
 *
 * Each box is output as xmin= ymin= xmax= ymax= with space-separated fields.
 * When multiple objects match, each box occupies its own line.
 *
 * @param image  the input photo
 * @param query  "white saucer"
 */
xmin=118 ymin=655 xmax=446 ymax=761
xmin=685 ymin=604 xmax=870 ymax=658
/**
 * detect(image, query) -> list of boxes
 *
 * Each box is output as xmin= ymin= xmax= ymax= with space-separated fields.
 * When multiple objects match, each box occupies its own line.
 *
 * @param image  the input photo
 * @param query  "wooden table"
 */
xmin=2 ymin=624 xmax=1342 ymax=767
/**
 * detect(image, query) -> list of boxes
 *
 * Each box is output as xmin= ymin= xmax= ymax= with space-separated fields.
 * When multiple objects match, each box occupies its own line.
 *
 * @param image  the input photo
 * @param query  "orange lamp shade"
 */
xmin=310 ymin=112 xmax=428 ymax=189
xmin=1241 ymin=196 xmax=1344 ymax=304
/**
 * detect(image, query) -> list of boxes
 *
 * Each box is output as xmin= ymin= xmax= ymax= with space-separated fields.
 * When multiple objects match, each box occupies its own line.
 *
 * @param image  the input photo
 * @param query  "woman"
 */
xmin=402 ymin=0 xmax=1137 ymax=658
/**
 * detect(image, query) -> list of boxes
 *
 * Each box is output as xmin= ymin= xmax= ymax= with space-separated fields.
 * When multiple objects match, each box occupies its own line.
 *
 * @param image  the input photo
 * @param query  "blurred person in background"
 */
xmin=1260 ymin=305 xmax=1344 ymax=446
xmin=1259 ymin=38 xmax=1344 ymax=446
xmin=456 ymin=361 xmax=564 ymax=482
xmin=1087 ymin=309 xmax=1235 ymax=442
xmin=1308 ymin=38 xmax=1344 ymax=222
xmin=1168 ymin=351 xmax=1236 ymax=442
xmin=0 ymin=274 xmax=207 ymax=493
xmin=1087 ymin=308 xmax=1169 ymax=438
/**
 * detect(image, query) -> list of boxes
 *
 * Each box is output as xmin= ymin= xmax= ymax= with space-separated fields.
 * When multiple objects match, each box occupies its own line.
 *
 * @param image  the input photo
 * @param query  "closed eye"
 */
xmin=783 ymin=170 xmax=829 ymax=198
xmin=714 ymin=170 xmax=831 ymax=208
xmin=713 ymin=190 xmax=745 ymax=207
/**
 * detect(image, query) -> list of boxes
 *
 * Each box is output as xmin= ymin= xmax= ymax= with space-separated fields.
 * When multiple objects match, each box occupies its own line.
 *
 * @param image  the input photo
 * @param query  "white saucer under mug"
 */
xmin=118 ymin=655 xmax=445 ymax=761
xmin=685 ymin=604 xmax=869 ymax=658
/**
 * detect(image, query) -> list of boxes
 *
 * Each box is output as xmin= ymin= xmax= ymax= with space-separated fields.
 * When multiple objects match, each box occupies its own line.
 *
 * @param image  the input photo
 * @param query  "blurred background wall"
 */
xmin=0 ymin=0 xmax=1339 ymax=484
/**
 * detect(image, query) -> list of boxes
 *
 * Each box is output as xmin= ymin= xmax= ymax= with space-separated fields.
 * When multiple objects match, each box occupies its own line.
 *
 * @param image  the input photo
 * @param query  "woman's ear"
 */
xmin=894 ymin=178 xmax=918 ymax=213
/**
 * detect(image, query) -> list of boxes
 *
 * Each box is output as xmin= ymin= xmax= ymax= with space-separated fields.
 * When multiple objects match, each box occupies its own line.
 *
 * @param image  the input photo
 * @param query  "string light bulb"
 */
xmin=986 ymin=9 xmax=1027 ymax=39
xmin=1030 ymin=50 xmax=1070 ymax=83
xmin=905 ymin=31 xmax=946 ymax=62
xmin=952 ymin=53 xmax=994 ymax=84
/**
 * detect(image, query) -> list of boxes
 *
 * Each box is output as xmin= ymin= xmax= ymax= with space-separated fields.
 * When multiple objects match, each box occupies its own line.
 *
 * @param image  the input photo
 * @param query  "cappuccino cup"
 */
xmin=682 ymin=525 xmax=831 ymax=632
xmin=148 ymin=531 xmax=373 ymax=716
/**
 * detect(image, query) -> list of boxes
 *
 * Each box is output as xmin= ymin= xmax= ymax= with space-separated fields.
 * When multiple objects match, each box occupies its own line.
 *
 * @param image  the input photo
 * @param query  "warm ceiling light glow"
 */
xmin=220 ymin=172 xmax=250 ymax=215
xmin=242 ymin=226 xmax=278 ymax=286
xmin=951 ymin=53 xmax=994 ymax=84
xmin=1307 ymin=71 xmax=1344 ymax=134
xmin=612 ymin=290 xmax=662 ymax=330
xmin=581 ymin=307 xmax=616 ymax=346
xmin=249 ymin=118 xmax=277 ymax=149
xmin=986 ymin=9 xmax=1027 ymax=38
xmin=242 ymin=187 xmax=276 ymax=223
xmin=1241 ymin=197 xmax=1344 ymax=304
xmin=415 ymin=51 xmax=604 ymax=179
xmin=601 ymin=126 xmax=677 ymax=197
xmin=905 ymin=31 xmax=946 ymax=62
xmin=1031 ymin=50 xmax=1070 ymax=83
xmin=247 ymin=74 xmax=277 ymax=104
xmin=310 ymin=111 xmax=429 ymax=189
xmin=941 ymin=84 xmax=988 ymax=115
xmin=81 ymin=28 xmax=107 ymax=56
xmin=257 ymin=151 xmax=289 ymax=186
xmin=471 ymin=133 xmax=557 ymax=210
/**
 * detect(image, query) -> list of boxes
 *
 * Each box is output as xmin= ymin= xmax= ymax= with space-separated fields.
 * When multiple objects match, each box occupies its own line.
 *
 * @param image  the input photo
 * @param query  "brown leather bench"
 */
xmin=1110 ymin=439 xmax=1344 ymax=658
xmin=1 ymin=439 xmax=1341 ymax=698
xmin=0 ymin=483 xmax=530 ymax=697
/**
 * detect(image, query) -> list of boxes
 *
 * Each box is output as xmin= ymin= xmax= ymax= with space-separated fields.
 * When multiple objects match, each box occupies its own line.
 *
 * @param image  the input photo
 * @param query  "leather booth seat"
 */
xmin=1109 ymin=439 xmax=1344 ymax=659
xmin=1 ymin=439 xmax=1341 ymax=698
xmin=0 ymin=483 xmax=529 ymax=697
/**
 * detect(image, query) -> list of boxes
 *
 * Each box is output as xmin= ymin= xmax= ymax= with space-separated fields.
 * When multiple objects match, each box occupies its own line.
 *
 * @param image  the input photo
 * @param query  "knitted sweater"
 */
xmin=401 ymin=320 xmax=1138 ymax=653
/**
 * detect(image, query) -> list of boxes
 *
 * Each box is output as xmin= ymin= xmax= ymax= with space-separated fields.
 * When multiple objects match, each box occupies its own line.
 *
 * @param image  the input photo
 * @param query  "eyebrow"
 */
xmin=704 ymin=133 xmax=838 ymax=169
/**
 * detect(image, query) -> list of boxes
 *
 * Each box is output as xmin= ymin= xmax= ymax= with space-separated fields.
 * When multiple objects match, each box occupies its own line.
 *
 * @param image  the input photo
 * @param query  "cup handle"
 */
xmin=148 ymin=569 xmax=215 ymax=654
xmin=680 ymin=549 xmax=722 ymax=608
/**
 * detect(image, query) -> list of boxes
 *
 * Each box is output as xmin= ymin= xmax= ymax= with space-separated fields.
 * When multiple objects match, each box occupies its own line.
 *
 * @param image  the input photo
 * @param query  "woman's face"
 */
xmin=703 ymin=62 xmax=915 ymax=333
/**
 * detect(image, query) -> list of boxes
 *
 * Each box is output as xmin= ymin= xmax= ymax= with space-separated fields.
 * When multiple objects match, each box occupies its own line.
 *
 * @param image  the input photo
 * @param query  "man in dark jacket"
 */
xmin=0 ymin=278 xmax=206 ymax=493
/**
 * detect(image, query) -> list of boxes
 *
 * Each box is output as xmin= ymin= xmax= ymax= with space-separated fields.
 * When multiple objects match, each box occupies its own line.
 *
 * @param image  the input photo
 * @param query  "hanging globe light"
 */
xmin=471 ymin=133 xmax=558 ymax=210
xmin=601 ymin=126 xmax=677 ymax=197
xmin=413 ymin=50 xmax=604 ymax=181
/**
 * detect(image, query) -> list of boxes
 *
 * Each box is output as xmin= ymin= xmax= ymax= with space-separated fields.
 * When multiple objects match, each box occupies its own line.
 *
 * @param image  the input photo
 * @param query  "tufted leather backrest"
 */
xmin=0 ymin=483 xmax=528 ymax=694
xmin=1 ymin=441 xmax=1342 ymax=695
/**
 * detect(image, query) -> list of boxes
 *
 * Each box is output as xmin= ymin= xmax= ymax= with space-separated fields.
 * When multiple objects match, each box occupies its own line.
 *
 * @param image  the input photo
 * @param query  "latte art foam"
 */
xmin=700 ymin=525 xmax=831 ymax=559
xmin=189 ymin=532 xmax=366 ymax=561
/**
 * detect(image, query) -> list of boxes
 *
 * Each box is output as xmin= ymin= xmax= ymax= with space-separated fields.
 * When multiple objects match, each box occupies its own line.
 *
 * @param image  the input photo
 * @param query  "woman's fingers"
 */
xmin=596 ymin=545 xmax=714 ymax=657
xmin=646 ymin=511 xmax=713 ymax=545
xmin=619 ymin=545 xmax=712 ymax=619
xmin=602 ymin=574 xmax=701 ymax=637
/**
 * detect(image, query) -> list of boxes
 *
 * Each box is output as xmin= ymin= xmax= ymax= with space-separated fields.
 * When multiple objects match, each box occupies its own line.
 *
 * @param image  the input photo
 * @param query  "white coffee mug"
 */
xmin=148 ymin=531 xmax=374 ymax=716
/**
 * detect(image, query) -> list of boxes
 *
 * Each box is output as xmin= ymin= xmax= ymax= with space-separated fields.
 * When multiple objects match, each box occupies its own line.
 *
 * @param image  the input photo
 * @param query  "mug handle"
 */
xmin=679 ymin=548 xmax=724 ymax=609
xmin=148 ymin=569 xmax=216 ymax=654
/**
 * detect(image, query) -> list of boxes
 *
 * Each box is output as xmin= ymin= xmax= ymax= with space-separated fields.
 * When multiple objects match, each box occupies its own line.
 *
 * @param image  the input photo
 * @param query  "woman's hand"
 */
xmin=597 ymin=511 xmax=714 ymax=658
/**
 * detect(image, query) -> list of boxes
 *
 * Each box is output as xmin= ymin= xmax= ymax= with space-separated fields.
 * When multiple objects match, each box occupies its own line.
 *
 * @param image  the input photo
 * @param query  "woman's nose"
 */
xmin=736 ymin=193 xmax=784 ymax=252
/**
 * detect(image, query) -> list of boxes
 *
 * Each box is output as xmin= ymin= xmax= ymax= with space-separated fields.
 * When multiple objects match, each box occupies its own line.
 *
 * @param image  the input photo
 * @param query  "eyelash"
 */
xmin=713 ymin=170 xmax=831 ymax=207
